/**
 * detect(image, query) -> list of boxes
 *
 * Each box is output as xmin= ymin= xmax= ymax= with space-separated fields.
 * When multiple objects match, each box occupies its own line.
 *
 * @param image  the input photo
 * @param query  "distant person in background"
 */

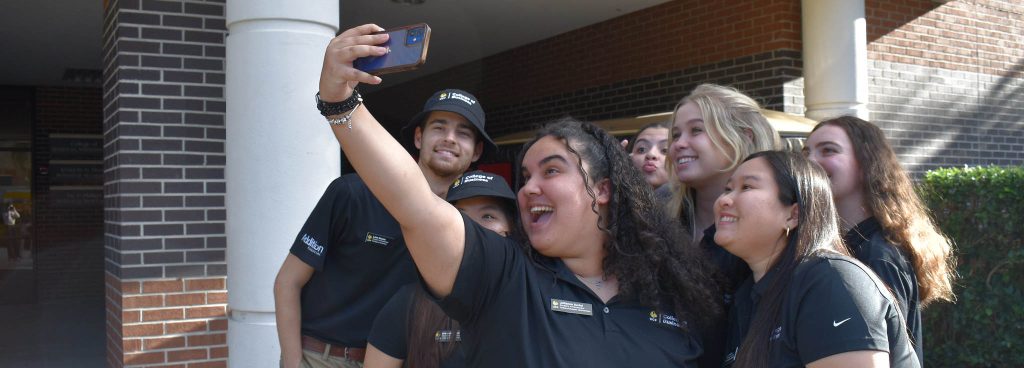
xmin=804 ymin=116 xmax=956 ymax=365
xmin=4 ymin=203 xmax=21 ymax=262
xmin=623 ymin=122 xmax=671 ymax=190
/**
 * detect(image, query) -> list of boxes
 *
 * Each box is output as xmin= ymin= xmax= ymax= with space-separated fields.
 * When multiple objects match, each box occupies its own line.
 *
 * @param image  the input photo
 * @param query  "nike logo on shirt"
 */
xmin=833 ymin=317 xmax=852 ymax=327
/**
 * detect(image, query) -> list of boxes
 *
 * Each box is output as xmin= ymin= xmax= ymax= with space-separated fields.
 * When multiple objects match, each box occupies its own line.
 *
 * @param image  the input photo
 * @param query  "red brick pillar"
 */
xmin=107 ymin=275 xmax=228 ymax=366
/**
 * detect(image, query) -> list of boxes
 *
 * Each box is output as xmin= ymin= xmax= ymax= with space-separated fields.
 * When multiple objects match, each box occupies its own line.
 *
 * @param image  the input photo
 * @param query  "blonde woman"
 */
xmin=666 ymin=84 xmax=781 ymax=292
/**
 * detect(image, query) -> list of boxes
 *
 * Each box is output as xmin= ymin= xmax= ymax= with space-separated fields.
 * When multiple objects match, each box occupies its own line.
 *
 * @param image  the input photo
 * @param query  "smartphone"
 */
xmin=354 ymin=23 xmax=431 ymax=75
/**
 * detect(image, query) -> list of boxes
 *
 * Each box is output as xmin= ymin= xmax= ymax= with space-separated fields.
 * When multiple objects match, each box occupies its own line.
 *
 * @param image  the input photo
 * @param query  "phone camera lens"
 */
xmin=406 ymin=29 xmax=422 ymax=45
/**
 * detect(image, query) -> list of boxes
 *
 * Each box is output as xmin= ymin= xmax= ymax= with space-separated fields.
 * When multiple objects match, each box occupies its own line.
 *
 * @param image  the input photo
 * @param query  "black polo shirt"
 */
xmin=368 ymin=284 xmax=465 ymax=368
xmin=289 ymin=174 xmax=417 ymax=347
xmin=722 ymin=253 xmax=920 ymax=368
xmin=435 ymin=214 xmax=704 ymax=367
xmin=844 ymin=217 xmax=922 ymax=364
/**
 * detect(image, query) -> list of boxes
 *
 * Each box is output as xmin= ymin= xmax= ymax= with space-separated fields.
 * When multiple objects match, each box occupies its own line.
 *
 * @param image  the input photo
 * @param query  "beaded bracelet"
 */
xmin=316 ymin=90 xmax=363 ymax=130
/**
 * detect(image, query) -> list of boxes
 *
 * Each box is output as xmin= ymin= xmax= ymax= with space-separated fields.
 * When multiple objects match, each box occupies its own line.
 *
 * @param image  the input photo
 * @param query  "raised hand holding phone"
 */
xmin=318 ymin=24 xmax=390 ymax=103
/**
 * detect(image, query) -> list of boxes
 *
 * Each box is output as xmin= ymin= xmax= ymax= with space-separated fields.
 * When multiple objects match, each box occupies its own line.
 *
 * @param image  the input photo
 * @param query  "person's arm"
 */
xmin=807 ymin=351 xmax=888 ymax=368
xmin=318 ymin=24 xmax=465 ymax=297
xmin=364 ymin=344 xmax=404 ymax=368
xmin=274 ymin=254 xmax=315 ymax=368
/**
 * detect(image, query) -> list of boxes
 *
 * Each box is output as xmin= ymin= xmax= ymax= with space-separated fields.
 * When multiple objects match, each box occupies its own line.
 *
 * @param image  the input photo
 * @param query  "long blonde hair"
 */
xmin=666 ymin=84 xmax=782 ymax=233
xmin=813 ymin=116 xmax=956 ymax=305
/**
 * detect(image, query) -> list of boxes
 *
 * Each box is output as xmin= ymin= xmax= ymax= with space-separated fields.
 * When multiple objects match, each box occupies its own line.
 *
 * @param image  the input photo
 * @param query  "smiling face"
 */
xmin=454 ymin=196 xmax=512 ymax=237
xmin=713 ymin=157 xmax=797 ymax=262
xmin=804 ymin=124 xmax=864 ymax=206
xmin=414 ymin=111 xmax=484 ymax=177
xmin=669 ymin=102 xmax=734 ymax=191
xmin=517 ymin=136 xmax=609 ymax=258
xmin=629 ymin=127 xmax=670 ymax=188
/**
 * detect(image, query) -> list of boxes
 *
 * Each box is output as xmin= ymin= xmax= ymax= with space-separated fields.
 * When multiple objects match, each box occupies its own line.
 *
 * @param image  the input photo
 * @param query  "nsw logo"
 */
xmin=301 ymin=234 xmax=324 ymax=256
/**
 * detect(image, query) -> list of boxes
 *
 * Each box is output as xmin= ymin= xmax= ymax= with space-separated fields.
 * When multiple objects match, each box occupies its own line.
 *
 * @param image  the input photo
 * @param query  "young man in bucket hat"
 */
xmin=274 ymin=88 xmax=493 ymax=368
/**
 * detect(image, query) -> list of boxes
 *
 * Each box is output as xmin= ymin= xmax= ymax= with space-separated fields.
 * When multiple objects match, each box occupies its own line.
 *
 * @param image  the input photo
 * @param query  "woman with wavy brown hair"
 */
xmin=804 ymin=116 xmax=956 ymax=364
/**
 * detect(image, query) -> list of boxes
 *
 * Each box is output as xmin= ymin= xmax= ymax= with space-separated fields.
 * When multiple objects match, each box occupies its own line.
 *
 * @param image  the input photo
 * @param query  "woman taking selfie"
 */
xmin=804 ymin=116 xmax=956 ymax=364
xmin=715 ymin=151 xmax=919 ymax=367
xmin=317 ymin=24 xmax=722 ymax=367
xmin=666 ymin=84 xmax=781 ymax=291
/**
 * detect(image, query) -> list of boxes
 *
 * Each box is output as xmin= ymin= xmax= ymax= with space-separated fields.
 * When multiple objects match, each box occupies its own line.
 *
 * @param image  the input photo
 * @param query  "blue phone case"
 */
xmin=354 ymin=24 xmax=430 ymax=75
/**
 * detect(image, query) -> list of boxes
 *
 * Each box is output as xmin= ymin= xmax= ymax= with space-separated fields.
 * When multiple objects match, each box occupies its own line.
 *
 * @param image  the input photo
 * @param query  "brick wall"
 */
xmin=367 ymin=0 xmax=1022 ymax=175
xmin=31 ymin=87 xmax=106 ymax=302
xmin=866 ymin=0 xmax=1024 ymax=175
xmin=106 ymin=275 xmax=228 ymax=366
xmin=365 ymin=0 xmax=805 ymax=140
xmin=102 ymin=0 xmax=228 ymax=366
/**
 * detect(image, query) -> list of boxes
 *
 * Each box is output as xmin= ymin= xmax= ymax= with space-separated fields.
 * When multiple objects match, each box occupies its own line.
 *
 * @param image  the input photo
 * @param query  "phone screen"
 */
xmin=354 ymin=24 xmax=430 ymax=75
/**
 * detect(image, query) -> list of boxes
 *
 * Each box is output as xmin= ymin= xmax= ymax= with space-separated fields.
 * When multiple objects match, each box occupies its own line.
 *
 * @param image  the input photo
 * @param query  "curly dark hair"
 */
xmin=516 ymin=119 xmax=723 ymax=330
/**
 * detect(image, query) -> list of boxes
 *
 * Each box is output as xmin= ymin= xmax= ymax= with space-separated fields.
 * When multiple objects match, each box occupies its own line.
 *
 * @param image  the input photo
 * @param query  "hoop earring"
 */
xmin=785 ymin=226 xmax=790 ymax=238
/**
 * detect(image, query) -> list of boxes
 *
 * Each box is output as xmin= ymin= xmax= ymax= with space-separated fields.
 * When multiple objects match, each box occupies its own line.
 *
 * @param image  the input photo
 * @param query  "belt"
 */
xmin=301 ymin=335 xmax=366 ymax=362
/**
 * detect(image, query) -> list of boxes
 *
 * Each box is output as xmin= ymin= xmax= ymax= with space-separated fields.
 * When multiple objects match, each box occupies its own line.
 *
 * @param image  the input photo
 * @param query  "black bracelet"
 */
xmin=316 ymin=90 xmax=362 ymax=117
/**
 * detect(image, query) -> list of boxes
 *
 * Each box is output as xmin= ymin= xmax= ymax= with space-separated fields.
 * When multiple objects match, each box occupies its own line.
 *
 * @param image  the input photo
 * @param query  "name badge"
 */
xmin=550 ymin=298 xmax=593 ymax=316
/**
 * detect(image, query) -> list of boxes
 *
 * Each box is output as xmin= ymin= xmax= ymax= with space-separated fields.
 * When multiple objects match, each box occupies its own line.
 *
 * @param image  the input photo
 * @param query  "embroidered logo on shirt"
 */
xmin=434 ymin=329 xmax=461 ymax=343
xmin=363 ymin=232 xmax=393 ymax=247
xmin=550 ymin=299 xmax=593 ymax=316
xmin=770 ymin=326 xmax=783 ymax=341
xmin=648 ymin=310 xmax=685 ymax=328
xmin=301 ymin=234 xmax=324 ymax=256
xmin=833 ymin=317 xmax=852 ymax=327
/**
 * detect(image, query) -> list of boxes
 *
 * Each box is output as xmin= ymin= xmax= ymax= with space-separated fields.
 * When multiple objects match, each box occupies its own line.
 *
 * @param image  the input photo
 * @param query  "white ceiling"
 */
xmin=0 ymin=0 xmax=668 ymax=88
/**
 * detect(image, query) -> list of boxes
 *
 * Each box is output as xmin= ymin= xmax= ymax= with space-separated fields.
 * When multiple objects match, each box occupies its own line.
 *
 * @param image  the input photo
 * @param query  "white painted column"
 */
xmin=801 ymin=0 xmax=870 ymax=120
xmin=225 ymin=0 xmax=338 ymax=366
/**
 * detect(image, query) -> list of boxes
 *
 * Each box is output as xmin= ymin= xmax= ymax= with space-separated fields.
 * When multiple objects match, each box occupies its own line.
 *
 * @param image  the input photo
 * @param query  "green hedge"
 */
xmin=919 ymin=165 xmax=1024 ymax=367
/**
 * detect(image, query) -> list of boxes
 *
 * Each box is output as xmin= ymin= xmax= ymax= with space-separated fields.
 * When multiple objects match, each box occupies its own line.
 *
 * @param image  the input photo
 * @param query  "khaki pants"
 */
xmin=281 ymin=349 xmax=363 ymax=368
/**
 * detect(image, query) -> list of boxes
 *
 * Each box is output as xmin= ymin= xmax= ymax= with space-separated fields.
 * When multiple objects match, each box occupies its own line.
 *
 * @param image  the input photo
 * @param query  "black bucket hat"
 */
xmin=401 ymin=89 xmax=495 ymax=156
xmin=446 ymin=170 xmax=516 ymax=208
